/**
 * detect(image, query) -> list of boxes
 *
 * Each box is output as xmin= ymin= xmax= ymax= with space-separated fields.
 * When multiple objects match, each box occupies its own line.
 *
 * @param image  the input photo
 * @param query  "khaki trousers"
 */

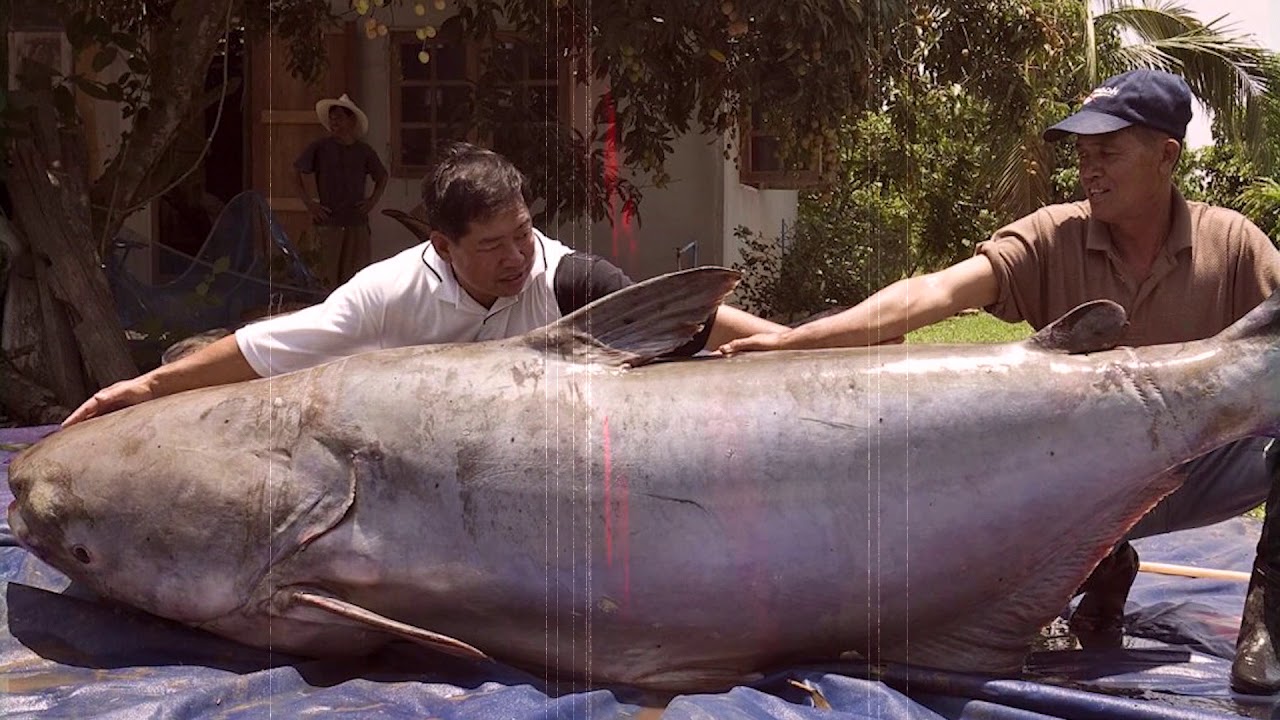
xmin=308 ymin=224 xmax=372 ymax=290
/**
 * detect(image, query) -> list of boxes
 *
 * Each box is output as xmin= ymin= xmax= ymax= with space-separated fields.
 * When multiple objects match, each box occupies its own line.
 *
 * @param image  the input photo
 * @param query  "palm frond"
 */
xmin=1083 ymin=0 xmax=1099 ymax=85
xmin=1238 ymin=178 xmax=1280 ymax=234
xmin=1095 ymin=1 xmax=1270 ymax=144
xmin=984 ymin=126 xmax=1055 ymax=220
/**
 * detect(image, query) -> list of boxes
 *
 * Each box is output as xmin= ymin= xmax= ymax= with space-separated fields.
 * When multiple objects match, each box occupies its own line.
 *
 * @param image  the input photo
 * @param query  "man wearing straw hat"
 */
xmin=293 ymin=93 xmax=388 ymax=289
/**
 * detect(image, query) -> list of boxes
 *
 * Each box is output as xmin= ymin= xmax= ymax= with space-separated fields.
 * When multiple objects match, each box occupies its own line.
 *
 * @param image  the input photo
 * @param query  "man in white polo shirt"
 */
xmin=64 ymin=142 xmax=784 ymax=425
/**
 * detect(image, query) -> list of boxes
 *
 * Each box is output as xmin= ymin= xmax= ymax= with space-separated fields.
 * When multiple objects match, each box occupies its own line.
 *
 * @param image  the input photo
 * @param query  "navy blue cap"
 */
xmin=1043 ymin=69 xmax=1192 ymax=142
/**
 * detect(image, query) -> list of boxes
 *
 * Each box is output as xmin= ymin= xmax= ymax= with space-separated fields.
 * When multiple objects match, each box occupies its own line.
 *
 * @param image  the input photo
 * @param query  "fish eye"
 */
xmin=71 ymin=545 xmax=92 ymax=564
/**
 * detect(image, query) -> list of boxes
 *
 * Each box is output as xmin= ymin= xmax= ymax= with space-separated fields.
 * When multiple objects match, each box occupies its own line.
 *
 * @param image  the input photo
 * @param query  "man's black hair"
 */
xmin=421 ymin=142 xmax=532 ymax=241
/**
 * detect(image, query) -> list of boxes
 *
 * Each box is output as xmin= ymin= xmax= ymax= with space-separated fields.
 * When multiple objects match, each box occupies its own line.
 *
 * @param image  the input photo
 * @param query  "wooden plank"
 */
xmin=267 ymin=197 xmax=308 ymax=212
xmin=258 ymin=109 xmax=318 ymax=124
xmin=248 ymin=22 xmax=358 ymax=217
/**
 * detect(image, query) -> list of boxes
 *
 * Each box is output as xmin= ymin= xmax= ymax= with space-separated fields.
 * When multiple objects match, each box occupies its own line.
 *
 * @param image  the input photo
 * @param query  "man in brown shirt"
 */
xmin=722 ymin=69 xmax=1280 ymax=692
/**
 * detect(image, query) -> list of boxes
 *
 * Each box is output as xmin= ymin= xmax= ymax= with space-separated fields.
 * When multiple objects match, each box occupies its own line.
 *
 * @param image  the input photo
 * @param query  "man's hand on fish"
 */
xmin=62 ymin=334 xmax=261 ymax=428
xmin=61 ymin=376 xmax=156 ymax=428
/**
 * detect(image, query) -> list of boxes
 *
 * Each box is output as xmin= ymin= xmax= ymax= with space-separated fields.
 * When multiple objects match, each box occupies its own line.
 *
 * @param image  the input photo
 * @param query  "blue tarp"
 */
xmin=2 ymin=423 xmax=1280 ymax=719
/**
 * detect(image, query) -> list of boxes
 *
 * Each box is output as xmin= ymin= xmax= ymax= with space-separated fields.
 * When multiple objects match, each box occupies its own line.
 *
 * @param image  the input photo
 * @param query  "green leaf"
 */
xmin=211 ymin=255 xmax=231 ymax=274
xmin=70 ymin=76 xmax=116 ymax=102
xmin=85 ymin=16 xmax=111 ymax=41
xmin=111 ymin=33 xmax=144 ymax=55
xmin=52 ymin=85 xmax=77 ymax=120
xmin=65 ymin=13 xmax=89 ymax=50
xmin=126 ymin=56 xmax=149 ymax=75
xmin=93 ymin=47 xmax=119 ymax=72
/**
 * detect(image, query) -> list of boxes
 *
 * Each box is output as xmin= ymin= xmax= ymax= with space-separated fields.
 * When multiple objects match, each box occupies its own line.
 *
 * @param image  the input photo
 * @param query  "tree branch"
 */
xmin=89 ymin=0 xmax=238 ymax=240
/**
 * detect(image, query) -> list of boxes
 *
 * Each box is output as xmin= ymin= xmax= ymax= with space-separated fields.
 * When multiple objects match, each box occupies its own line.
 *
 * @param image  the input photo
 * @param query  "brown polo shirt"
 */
xmin=977 ymin=189 xmax=1280 ymax=346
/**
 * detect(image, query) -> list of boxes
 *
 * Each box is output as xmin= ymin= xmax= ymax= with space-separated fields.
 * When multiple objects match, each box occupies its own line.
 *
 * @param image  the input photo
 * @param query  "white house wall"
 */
xmin=321 ymin=2 xmax=799 ymax=283
xmin=575 ymin=130 xmax=724 ymax=281
xmin=720 ymin=154 xmax=798 ymax=276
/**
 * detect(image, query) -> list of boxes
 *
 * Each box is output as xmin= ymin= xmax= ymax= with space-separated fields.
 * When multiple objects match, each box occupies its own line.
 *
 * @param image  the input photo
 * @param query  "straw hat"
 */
xmin=315 ymin=94 xmax=369 ymax=137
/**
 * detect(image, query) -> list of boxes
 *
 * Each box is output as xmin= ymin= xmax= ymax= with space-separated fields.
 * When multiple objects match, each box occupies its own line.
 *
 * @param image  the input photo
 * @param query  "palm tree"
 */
xmin=988 ymin=0 xmax=1274 ymax=219
xmin=1239 ymin=178 xmax=1280 ymax=239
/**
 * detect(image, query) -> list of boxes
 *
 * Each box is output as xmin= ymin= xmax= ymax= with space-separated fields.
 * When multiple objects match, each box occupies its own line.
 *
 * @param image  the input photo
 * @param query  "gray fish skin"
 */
xmin=8 ymin=268 xmax=1280 ymax=691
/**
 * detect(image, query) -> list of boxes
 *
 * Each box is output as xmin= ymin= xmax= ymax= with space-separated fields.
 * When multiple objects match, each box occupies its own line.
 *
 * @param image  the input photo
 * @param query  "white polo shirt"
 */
xmin=236 ymin=229 xmax=576 ymax=377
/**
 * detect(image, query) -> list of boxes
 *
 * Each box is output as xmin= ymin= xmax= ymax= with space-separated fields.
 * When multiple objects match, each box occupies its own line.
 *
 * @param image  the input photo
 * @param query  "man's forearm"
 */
xmin=147 ymin=334 xmax=262 ymax=399
xmin=704 ymin=305 xmax=788 ymax=351
xmin=293 ymin=170 xmax=313 ymax=205
xmin=778 ymin=276 xmax=939 ymax=349
xmin=370 ymin=175 xmax=388 ymax=205
xmin=770 ymin=255 xmax=1000 ymax=350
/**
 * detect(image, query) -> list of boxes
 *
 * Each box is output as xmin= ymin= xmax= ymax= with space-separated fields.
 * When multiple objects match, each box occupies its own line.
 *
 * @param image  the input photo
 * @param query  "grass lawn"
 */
xmin=904 ymin=311 xmax=1032 ymax=344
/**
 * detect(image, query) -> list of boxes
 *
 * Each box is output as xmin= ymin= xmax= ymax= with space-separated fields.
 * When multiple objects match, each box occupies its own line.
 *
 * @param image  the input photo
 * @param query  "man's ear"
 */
xmin=430 ymin=231 xmax=453 ymax=263
xmin=1161 ymin=137 xmax=1182 ymax=172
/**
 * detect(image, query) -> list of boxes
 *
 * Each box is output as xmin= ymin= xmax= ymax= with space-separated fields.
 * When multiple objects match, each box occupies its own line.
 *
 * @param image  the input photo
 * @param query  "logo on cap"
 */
xmin=1082 ymin=87 xmax=1119 ymax=105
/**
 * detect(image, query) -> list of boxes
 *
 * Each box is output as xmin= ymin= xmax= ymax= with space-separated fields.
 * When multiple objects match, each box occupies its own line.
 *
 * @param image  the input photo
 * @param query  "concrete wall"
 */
xmin=720 ymin=154 xmax=798 ymax=274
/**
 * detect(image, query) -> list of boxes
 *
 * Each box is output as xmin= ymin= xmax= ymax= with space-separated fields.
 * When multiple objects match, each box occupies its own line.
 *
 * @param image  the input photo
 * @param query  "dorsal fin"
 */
xmin=1025 ymin=300 xmax=1127 ymax=354
xmin=381 ymin=208 xmax=432 ymax=242
xmin=522 ymin=267 xmax=740 ymax=366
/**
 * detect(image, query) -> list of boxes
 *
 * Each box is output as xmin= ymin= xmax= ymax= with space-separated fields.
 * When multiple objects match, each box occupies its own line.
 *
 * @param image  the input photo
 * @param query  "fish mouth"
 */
xmin=7 ymin=499 xmax=30 ymax=550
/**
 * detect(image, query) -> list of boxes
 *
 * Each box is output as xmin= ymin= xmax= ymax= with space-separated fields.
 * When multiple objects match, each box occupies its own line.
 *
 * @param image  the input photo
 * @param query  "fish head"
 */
xmin=7 ymin=424 xmax=274 ymax=624
xmin=7 ymin=392 xmax=355 ymax=627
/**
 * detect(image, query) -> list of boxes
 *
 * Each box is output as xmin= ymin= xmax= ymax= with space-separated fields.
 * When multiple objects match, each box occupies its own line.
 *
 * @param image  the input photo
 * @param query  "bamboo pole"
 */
xmin=1138 ymin=561 xmax=1251 ymax=582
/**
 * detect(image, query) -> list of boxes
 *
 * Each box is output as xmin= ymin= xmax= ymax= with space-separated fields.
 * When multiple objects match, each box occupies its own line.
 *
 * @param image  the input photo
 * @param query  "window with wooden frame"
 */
xmin=389 ymin=28 xmax=566 ymax=178
xmin=389 ymin=31 xmax=472 ymax=177
xmin=738 ymin=107 xmax=822 ymax=189
xmin=485 ymin=35 xmax=563 ymax=162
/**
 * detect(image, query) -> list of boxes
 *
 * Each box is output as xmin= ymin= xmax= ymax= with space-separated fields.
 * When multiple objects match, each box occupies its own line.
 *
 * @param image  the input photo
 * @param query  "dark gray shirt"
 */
xmin=294 ymin=137 xmax=388 ymax=227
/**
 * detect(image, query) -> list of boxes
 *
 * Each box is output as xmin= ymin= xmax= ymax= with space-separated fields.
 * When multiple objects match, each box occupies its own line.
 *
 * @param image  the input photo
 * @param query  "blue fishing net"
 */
xmin=105 ymin=190 xmax=328 ymax=357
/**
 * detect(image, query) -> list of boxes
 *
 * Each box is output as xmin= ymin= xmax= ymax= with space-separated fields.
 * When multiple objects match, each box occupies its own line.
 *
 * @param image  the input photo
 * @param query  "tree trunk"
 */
xmin=90 ymin=0 xmax=238 ymax=242
xmin=5 ymin=200 xmax=91 ymax=408
xmin=32 ymin=253 xmax=90 ymax=405
xmin=0 ymin=353 xmax=73 ymax=426
xmin=1 ymin=216 xmax=72 ymax=425
xmin=1 ymin=248 xmax=41 ymax=372
xmin=8 ymin=93 xmax=138 ymax=399
xmin=1 ymin=218 xmax=60 ymax=393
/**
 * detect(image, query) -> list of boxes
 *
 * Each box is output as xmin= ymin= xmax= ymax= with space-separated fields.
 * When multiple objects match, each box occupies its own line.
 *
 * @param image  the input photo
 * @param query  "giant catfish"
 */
xmin=8 ymin=267 xmax=1280 ymax=691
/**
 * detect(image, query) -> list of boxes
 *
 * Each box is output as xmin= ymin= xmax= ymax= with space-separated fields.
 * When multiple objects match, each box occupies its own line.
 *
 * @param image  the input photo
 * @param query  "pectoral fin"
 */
xmin=284 ymin=588 xmax=490 ymax=661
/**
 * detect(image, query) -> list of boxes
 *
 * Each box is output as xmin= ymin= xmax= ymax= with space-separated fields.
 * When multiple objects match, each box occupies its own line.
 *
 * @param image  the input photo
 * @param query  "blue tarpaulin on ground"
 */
xmin=3 ymin=423 xmax=1280 ymax=719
